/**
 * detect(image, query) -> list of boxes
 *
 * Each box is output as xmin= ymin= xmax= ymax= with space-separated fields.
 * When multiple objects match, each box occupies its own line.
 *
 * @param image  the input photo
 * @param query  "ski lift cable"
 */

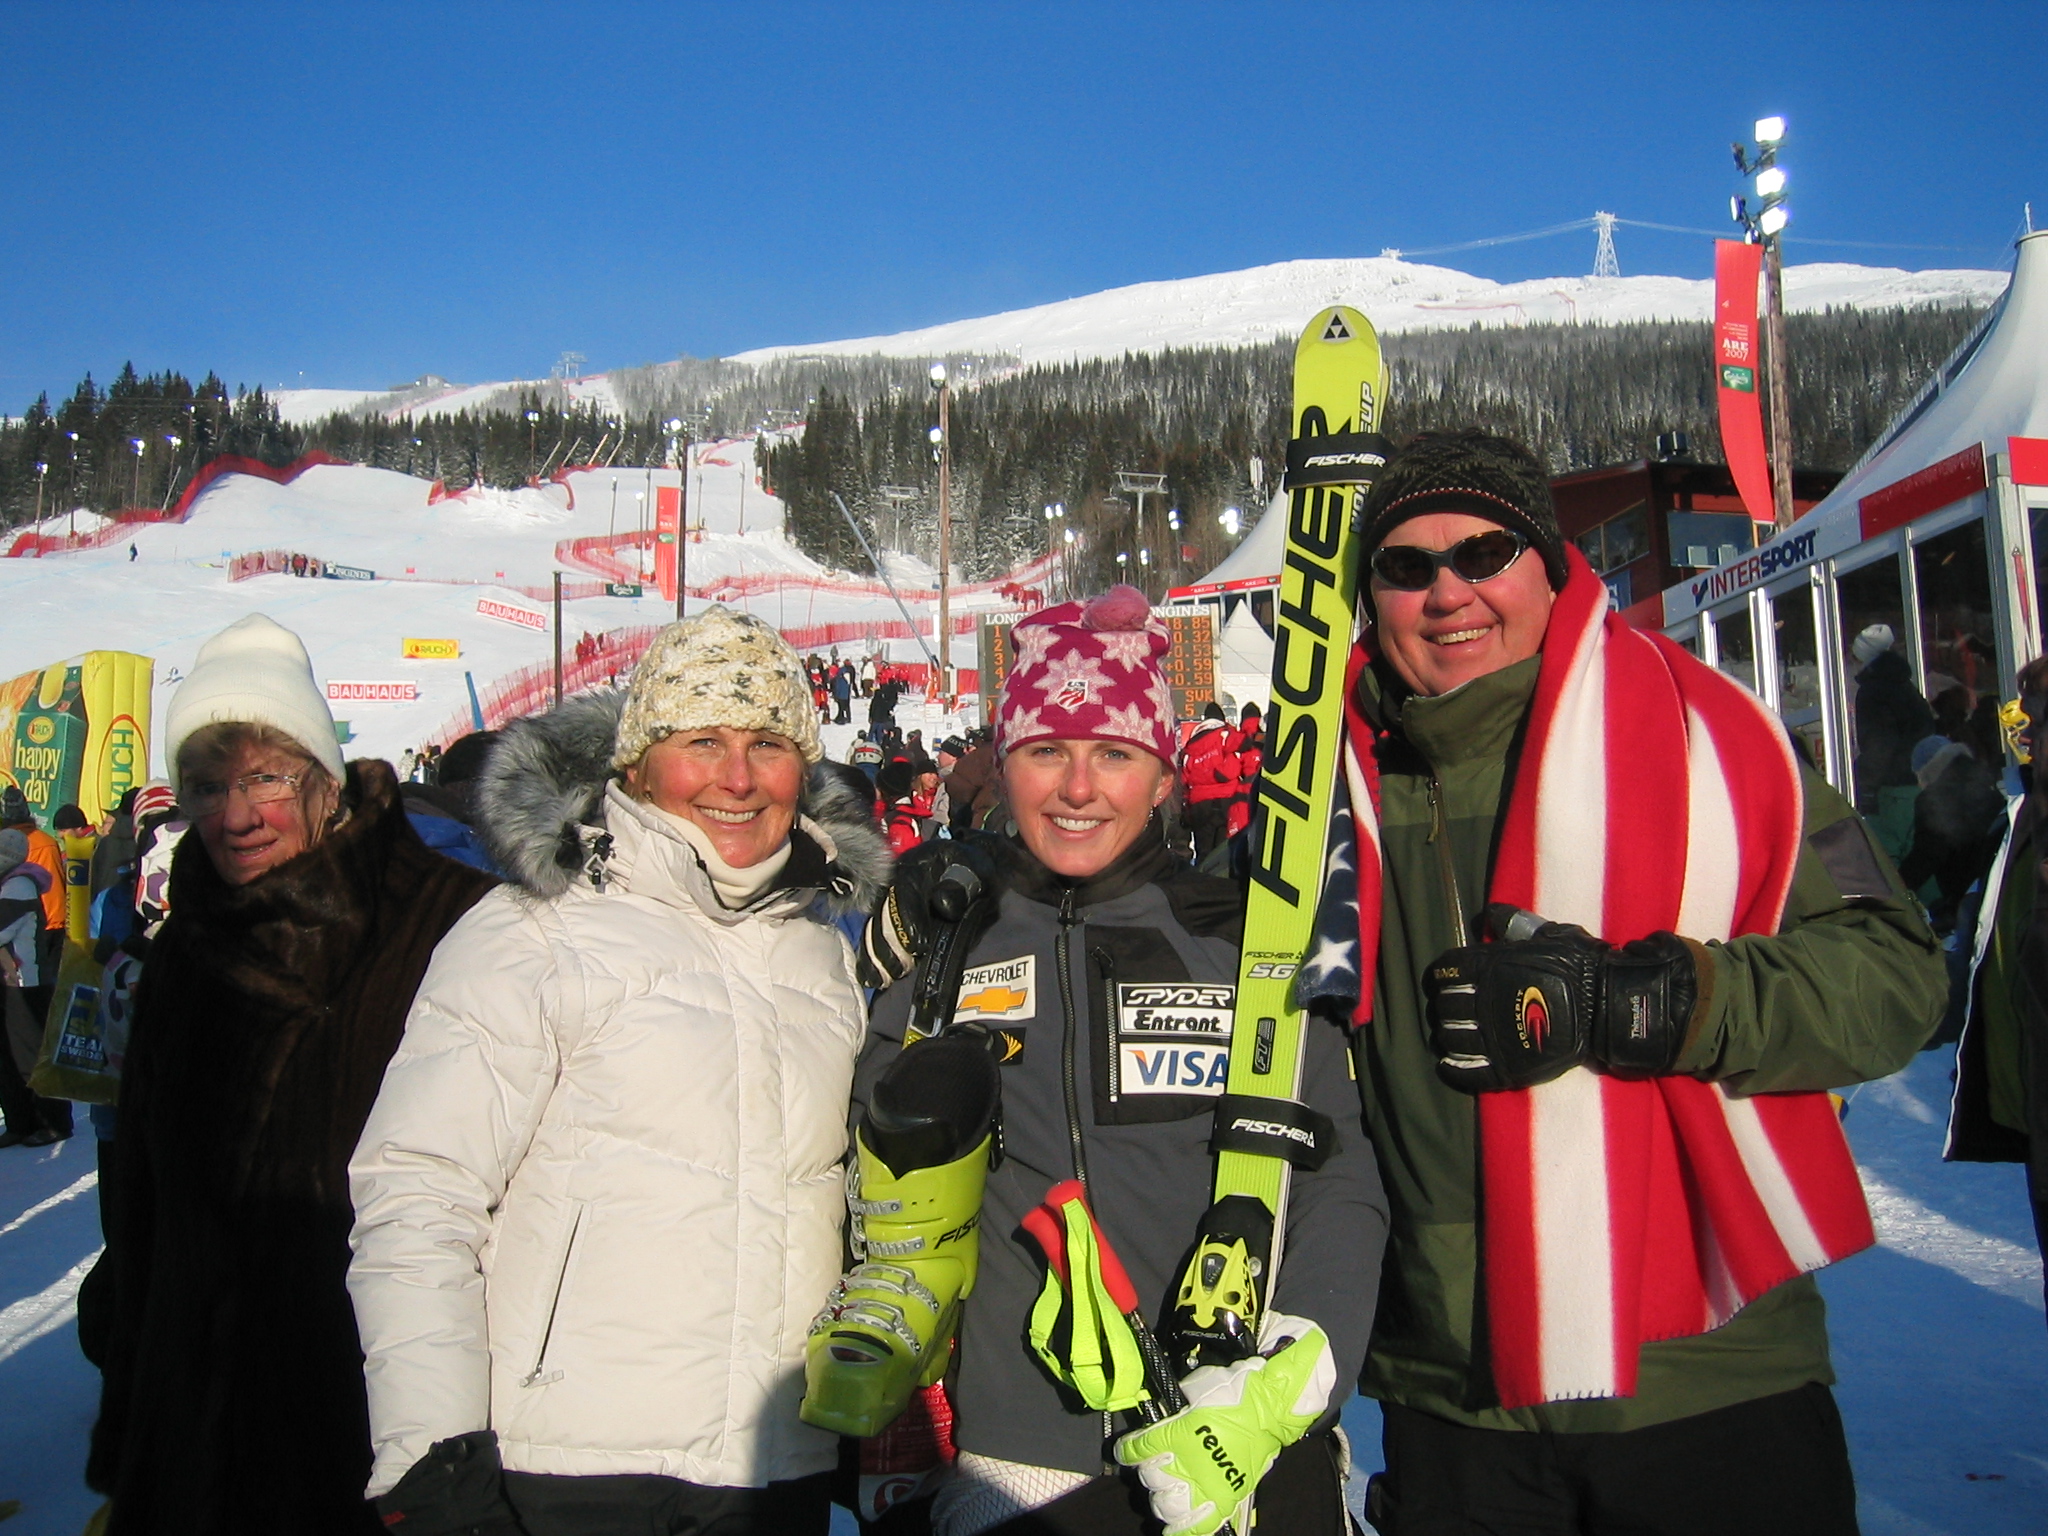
xmin=1386 ymin=213 xmax=1986 ymax=260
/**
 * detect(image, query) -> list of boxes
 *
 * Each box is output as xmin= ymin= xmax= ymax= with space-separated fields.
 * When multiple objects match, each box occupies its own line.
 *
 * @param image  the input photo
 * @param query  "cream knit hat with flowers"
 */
xmin=613 ymin=605 xmax=822 ymax=768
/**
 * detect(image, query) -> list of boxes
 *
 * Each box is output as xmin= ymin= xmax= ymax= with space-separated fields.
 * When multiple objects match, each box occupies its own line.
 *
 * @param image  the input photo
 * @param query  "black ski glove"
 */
xmin=856 ymin=833 xmax=1001 ymax=990
xmin=1425 ymin=905 xmax=1702 ymax=1093
xmin=371 ymin=1430 xmax=527 ymax=1536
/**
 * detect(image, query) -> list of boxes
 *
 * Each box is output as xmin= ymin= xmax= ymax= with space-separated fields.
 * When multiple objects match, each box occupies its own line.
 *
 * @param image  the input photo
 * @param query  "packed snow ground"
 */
xmin=1 ymin=1045 xmax=2038 ymax=1533
xmin=0 ymin=443 xmax=991 ymax=771
xmin=270 ymin=255 xmax=2009 ymax=422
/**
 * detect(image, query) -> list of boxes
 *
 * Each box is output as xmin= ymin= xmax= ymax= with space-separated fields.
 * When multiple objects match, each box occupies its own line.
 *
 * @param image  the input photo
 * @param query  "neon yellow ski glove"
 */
xmin=1111 ymin=1314 xmax=1335 ymax=1536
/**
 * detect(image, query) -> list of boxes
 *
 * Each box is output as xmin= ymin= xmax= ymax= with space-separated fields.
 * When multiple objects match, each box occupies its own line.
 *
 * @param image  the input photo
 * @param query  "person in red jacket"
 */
xmin=1179 ymin=702 xmax=1239 ymax=859
xmin=875 ymin=759 xmax=925 ymax=855
xmin=1228 ymin=701 xmax=1264 ymax=840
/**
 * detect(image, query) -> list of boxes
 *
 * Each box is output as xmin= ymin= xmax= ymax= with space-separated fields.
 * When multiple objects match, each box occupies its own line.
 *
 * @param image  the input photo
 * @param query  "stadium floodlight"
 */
xmin=929 ymin=363 xmax=947 ymax=388
xmin=928 ymin=426 xmax=944 ymax=446
xmin=1754 ymin=116 xmax=1785 ymax=145
xmin=1754 ymin=166 xmax=1786 ymax=198
xmin=1220 ymin=505 xmax=1243 ymax=537
xmin=666 ymin=417 xmax=683 ymax=432
xmin=1758 ymin=204 xmax=1789 ymax=236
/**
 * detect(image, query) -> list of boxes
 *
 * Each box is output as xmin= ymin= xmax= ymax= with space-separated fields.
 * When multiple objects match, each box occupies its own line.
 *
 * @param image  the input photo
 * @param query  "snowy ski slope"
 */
xmin=0 ymin=439 xmax=992 ymax=773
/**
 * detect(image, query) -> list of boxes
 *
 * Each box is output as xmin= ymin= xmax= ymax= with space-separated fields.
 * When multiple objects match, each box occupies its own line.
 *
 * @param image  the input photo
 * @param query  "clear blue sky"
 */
xmin=1 ymin=0 xmax=2040 ymax=405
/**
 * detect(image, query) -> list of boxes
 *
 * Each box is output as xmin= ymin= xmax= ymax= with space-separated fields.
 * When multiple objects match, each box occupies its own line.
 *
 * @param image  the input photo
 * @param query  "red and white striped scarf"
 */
xmin=1343 ymin=546 xmax=1874 ymax=1409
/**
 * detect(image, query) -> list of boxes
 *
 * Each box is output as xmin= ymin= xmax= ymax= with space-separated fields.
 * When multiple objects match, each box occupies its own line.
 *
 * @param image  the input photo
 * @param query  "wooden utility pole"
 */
xmin=553 ymin=570 xmax=564 ymax=705
xmin=933 ymin=367 xmax=953 ymax=703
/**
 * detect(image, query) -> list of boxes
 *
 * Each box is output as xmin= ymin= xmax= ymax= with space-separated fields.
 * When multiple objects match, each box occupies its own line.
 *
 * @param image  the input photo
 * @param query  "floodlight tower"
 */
xmin=1733 ymin=116 xmax=1794 ymax=530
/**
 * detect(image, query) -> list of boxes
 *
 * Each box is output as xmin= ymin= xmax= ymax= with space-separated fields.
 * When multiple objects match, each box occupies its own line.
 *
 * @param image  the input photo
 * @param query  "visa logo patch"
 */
xmin=1120 ymin=1043 xmax=1231 ymax=1096
xmin=956 ymin=955 xmax=1035 ymax=1022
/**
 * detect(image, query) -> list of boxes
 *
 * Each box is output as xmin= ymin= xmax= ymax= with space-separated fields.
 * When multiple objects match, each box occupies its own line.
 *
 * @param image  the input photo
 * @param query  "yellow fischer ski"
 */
xmin=1169 ymin=306 xmax=1389 ymax=1367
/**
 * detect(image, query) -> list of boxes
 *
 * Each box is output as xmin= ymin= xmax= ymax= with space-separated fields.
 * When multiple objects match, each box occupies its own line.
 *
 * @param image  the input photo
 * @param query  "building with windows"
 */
xmin=1552 ymin=457 xmax=1840 ymax=615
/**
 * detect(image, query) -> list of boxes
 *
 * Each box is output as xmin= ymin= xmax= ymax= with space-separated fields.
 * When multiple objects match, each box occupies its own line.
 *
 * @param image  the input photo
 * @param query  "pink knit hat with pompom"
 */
xmin=995 ymin=585 xmax=1177 ymax=765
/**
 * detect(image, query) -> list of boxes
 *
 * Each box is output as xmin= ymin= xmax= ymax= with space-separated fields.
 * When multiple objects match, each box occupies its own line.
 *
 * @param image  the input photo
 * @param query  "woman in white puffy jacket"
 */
xmin=347 ymin=608 xmax=888 ymax=1536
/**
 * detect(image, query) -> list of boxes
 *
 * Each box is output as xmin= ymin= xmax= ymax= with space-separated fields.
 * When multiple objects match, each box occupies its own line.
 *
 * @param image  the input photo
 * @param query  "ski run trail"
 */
xmin=0 ymin=1045 xmax=2036 ymax=1532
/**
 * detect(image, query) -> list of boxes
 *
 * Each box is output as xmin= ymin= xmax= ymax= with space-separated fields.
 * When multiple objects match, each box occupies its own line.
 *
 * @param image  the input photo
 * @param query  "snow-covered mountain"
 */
xmin=729 ymin=255 xmax=2009 ymax=367
xmin=271 ymin=254 xmax=2010 ymax=424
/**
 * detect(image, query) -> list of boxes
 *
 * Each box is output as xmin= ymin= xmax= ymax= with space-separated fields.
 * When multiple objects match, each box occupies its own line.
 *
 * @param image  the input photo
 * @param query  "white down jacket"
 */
xmin=347 ymin=692 xmax=888 ymax=1495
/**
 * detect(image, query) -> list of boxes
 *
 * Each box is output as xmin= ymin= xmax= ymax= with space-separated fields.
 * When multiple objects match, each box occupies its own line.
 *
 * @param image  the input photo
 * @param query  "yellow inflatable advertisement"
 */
xmin=2 ymin=651 xmax=154 ymax=1105
xmin=0 ymin=649 xmax=153 ymax=827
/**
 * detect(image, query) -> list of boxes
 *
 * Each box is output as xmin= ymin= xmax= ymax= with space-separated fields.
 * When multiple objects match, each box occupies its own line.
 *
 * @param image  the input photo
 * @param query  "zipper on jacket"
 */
xmin=1092 ymin=945 xmax=1121 ymax=1103
xmin=1057 ymin=888 xmax=1092 ymax=1194
xmin=1427 ymin=776 xmax=1473 ymax=945
xmin=520 ymin=1204 xmax=584 ymax=1388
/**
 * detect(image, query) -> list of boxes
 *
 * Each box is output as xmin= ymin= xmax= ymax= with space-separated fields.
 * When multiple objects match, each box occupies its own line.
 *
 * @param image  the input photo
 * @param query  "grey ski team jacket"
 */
xmin=853 ymin=826 xmax=1389 ymax=1477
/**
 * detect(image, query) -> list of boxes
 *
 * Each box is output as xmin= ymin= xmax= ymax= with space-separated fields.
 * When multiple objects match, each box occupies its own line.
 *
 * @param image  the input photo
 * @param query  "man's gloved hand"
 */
xmin=371 ymin=1430 xmax=526 ymax=1536
xmin=1425 ymin=904 xmax=1702 ymax=1092
xmin=856 ymin=833 xmax=1000 ymax=990
xmin=1112 ymin=1314 xmax=1335 ymax=1536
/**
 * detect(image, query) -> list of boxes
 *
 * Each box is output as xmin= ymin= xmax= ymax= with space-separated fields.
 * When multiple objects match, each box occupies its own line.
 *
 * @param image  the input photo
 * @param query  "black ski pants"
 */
xmin=1368 ymin=1382 xmax=1859 ymax=1536
xmin=503 ymin=1468 xmax=831 ymax=1535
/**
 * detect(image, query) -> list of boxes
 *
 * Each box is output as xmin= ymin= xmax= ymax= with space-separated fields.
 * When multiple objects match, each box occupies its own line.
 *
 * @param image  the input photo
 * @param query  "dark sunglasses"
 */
xmin=1369 ymin=529 xmax=1529 ymax=591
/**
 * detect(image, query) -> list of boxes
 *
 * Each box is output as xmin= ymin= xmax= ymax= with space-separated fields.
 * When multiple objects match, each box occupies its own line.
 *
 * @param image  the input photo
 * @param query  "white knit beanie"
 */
xmin=163 ymin=614 xmax=346 ymax=794
xmin=1852 ymin=623 xmax=1895 ymax=668
xmin=612 ymin=605 xmax=822 ymax=769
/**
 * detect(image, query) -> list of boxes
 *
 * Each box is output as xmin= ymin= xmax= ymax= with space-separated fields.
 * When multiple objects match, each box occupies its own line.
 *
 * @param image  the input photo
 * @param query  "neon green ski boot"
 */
xmin=802 ymin=1033 xmax=1000 ymax=1436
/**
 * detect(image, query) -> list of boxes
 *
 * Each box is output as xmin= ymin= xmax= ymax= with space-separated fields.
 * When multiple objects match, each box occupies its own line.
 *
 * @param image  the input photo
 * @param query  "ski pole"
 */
xmin=1022 ymin=1182 xmax=1237 ymax=1536
xmin=906 ymin=842 xmax=999 ymax=1042
xmin=1020 ymin=1181 xmax=1188 ymax=1421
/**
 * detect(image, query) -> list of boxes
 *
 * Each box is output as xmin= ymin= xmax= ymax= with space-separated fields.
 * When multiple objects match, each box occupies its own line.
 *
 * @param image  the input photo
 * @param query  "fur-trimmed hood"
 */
xmin=474 ymin=688 xmax=889 ymax=915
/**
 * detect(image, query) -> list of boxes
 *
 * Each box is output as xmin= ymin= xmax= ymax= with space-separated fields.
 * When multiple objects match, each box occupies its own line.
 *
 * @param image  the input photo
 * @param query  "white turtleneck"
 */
xmin=644 ymin=800 xmax=794 ymax=910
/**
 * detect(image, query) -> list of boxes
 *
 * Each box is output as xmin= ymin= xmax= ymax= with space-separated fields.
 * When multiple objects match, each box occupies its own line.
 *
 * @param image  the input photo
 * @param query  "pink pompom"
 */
xmin=1081 ymin=583 xmax=1153 ymax=632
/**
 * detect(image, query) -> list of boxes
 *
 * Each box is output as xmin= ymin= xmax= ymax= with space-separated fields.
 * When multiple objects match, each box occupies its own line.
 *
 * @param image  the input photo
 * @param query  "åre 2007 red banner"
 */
xmin=654 ymin=486 xmax=681 ymax=604
xmin=1714 ymin=240 xmax=1774 ymax=525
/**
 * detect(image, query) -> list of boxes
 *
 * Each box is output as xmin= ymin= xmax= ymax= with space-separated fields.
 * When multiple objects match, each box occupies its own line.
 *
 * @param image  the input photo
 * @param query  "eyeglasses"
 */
xmin=182 ymin=771 xmax=306 ymax=817
xmin=1369 ymin=530 xmax=1529 ymax=591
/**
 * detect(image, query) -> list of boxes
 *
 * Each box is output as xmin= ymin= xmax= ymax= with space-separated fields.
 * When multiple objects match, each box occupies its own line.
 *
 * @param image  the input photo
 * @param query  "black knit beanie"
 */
xmin=1359 ymin=430 xmax=1567 ymax=590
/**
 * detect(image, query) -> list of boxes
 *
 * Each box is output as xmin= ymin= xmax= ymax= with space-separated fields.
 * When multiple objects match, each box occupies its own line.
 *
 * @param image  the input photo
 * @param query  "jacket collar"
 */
xmin=994 ymin=818 xmax=1176 ymax=910
xmin=591 ymin=782 xmax=843 ymax=927
xmin=1359 ymin=653 xmax=1541 ymax=772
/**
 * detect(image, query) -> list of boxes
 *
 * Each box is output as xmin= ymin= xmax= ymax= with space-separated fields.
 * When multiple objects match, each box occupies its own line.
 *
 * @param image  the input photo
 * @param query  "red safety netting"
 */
xmin=7 ymin=452 xmax=349 ymax=558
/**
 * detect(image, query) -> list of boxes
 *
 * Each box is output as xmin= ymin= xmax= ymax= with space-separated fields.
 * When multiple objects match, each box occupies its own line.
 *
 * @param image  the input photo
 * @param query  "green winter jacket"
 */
xmin=1357 ymin=653 xmax=1947 ymax=1433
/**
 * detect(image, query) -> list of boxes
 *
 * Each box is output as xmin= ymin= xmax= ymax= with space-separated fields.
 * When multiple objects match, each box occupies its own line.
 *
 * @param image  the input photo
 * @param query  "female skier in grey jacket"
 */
xmin=814 ymin=588 xmax=1387 ymax=1536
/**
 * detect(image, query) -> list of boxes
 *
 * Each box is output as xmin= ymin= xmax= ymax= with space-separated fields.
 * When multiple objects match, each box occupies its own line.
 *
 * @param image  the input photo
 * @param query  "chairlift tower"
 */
xmin=1115 ymin=471 xmax=1170 ymax=591
xmin=1592 ymin=212 xmax=1620 ymax=279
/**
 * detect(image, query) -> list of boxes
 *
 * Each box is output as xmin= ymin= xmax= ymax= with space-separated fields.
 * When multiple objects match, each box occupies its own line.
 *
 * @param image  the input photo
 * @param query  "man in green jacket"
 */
xmin=1339 ymin=431 xmax=1946 ymax=1536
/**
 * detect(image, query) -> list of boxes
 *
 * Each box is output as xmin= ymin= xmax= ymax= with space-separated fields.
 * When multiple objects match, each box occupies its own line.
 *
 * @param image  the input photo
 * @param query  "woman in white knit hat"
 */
xmin=87 ymin=613 xmax=498 ymax=1536
xmin=347 ymin=605 xmax=888 ymax=1536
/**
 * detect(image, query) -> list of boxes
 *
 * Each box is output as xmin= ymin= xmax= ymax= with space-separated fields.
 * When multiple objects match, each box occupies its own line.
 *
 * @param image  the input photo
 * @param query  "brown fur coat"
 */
xmin=88 ymin=761 xmax=496 ymax=1535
